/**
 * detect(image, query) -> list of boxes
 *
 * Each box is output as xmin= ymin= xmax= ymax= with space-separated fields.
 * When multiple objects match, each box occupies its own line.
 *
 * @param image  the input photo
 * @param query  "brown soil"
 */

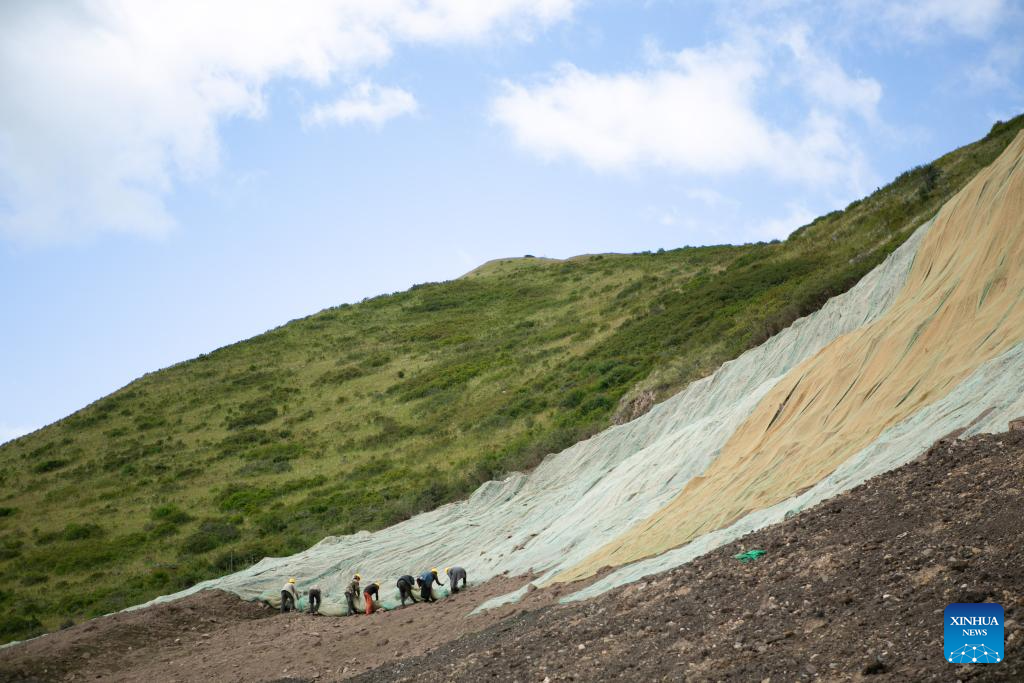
xmin=2 ymin=430 xmax=1021 ymax=682
xmin=352 ymin=429 xmax=1024 ymax=682
xmin=0 ymin=565 xmax=607 ymax=682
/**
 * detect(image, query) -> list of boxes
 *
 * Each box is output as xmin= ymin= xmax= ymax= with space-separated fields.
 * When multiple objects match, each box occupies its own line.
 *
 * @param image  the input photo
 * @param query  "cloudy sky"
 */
xmin=2 ymin=0 xmax=1023 ymax=442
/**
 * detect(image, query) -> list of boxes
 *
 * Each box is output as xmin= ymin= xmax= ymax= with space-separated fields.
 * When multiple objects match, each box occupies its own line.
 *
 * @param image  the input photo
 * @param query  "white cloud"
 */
xmin=0 ymin=0 xmax=580 ymax=244
xmin=721 ymin=1 xmax=1010 ymax=45
xmin=305 ymin=82 xmax=418 ymax=127
xmin=491 ymin=36 xmax=874 ymax=191
xmin=643 ymin=205 xmax=681 ymax=227
xmin=967 ymin=42 xmax=1024 ymax=91
xmin=780 ymin=26 xmax=881 ymax=121
xmin=882 ymin=0 xmax=1007 ymax=39
xmin=683 ymin=187 xmax=732 ymax=207
xmin=641 ymin=35 xmax=669 ymax=66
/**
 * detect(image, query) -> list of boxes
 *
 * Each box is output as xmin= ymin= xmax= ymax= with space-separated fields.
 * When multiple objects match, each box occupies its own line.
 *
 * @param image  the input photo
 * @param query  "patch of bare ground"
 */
xmin=0 ymin=567 xmax=609 ymax=682
xmin=3 ymin=430 xmax=1021 ymax=682
xmin=351 ymin=429 xmax=1024 ymax=682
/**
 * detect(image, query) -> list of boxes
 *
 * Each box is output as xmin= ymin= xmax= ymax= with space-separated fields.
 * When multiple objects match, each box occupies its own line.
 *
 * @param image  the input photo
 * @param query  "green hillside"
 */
xmin=1 ymin=116 xmax=1021 ymax=643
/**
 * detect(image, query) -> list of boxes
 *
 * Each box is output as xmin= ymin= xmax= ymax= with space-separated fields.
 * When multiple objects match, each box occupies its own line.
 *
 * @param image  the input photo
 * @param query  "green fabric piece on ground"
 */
xmin=734 ymin=550 xmax=766 ymax=563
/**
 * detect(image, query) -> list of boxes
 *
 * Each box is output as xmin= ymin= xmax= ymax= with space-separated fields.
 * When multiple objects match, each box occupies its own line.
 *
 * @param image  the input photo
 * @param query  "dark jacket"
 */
xmin=419 ymin=571 xmax=443 ymax=588
xmin=364 ymin=584 xmax=380 ymax=600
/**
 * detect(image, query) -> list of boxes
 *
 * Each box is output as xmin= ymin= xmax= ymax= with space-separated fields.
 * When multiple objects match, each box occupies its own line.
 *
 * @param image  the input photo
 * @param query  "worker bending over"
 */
xmin=363 ymin=581 xmax=380 ymax=615
xmin=307 ymin=585 xmax=322 ymax=614
xmin=280 ymin=577 xmax=299 ymax=613
xmin=417 ymin=567 xmax=444 ymax=603
xmin=397 ymin=574 xmax=418 ymax=606
xmin=446 ymin=566 xmax=467 ymax=593
xmin=344 ymin=574 xmax=361 ymax=615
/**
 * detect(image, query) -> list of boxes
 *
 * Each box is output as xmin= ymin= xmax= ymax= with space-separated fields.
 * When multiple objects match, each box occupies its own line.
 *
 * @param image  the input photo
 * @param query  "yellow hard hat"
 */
xmin=373 ymin=581 xmax=380 ymax=587
xmin=444 ymin=567 xmax=450 ymax=574
xmin=288 ymin=577 xmax=296 ymax=584
xmin=431 ymin=567 xmax=439 ymax=574
xmin=354 ymin=573 xmax=361 ymax=580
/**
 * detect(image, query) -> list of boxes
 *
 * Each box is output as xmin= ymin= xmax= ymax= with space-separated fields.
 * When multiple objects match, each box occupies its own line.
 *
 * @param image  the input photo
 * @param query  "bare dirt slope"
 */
xmin=2 ymin=429 xmax=1021 ymax=682
xmin=0 ymin=591 xmax=272 ymax=681
xmin=354 ymin=429 xmax=1024 ymax=682
xmin=0 ymin=570 xmax=606 ymax=682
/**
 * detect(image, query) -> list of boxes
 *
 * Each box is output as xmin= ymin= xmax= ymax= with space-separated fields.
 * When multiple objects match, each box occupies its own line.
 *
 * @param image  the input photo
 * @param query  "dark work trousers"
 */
xmin=280 ymin=590 xmax=295 ymax=613
xmin=308 ymin=588 xmax=321 ymax=614
xmin=420 ymin=583 xmax=435 ymax=602
xmin=346 ymin=592 xmax=358 ymax=615
xmin=397 ymin=579 xmax=417 ymax=605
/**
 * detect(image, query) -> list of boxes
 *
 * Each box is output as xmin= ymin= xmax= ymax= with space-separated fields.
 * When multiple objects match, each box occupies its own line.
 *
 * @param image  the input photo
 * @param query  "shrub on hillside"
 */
xmin=61 ymin=523 xmax=104 ymax=541
xmin=358 ymin=416 xmax=417 ymax=449
xmin=216 ymin=484 xmax=276 ymax=514
xmin=147 ymin=507 xmax=194 ymax=538
xmin=180 ymin=520 xmax=241 ymax=555
xmin=225 ymin=403 xmax=278 ymax=430
xmin=0 ymin=612 xmax=42 ymax=640
xmin=235 ymin=443 xmax=300 ymax=476
xmin=133 ymin=413 xmax=167 ymax=431
xmin=216 ymin=429 xmax=273 ymax=456
xmin=0 ymin=535 xmax=23 ymax=561
xmin=32 ymin=459 xmax=68 ymax=473
xmin=314 ymin=365 xmax=364 ymax=386
xmin=150 ymin=504 xmax=193 ymax=524
xmin=211 ymin=544 xmax=275 ymax=573
xmin=361 ymin=352 xmax=392 ymax=368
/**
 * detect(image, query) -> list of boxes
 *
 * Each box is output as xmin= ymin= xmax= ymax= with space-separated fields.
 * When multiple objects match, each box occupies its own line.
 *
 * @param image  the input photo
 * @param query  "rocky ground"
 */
xmin=2 ymin=429 xmax=1021 ymax=682
xmin=0 ymin=567 xmax=606 ymax=682
xmin=353 ymin=429 xmax=1024 ymax=682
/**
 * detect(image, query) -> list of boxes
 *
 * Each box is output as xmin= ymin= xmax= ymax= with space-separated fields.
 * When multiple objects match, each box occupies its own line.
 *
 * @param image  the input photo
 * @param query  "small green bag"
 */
xmin=733 ymin=549 xmax=766 ymax=563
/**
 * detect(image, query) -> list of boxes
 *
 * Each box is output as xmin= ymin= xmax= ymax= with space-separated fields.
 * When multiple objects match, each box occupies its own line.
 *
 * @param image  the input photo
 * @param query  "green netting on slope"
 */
xmin=563 ymin=337 xmax=1024 ymax=603
xmin=132 ymin=223 xmax=928 ymax=618
xmin=287 ymin=584 xmax=457 ymax=614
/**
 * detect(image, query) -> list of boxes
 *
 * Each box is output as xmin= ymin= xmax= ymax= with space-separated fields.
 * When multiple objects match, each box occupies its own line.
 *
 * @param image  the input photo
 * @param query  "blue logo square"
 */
xmin=944 ymin=603 xmax=1004 ymax=664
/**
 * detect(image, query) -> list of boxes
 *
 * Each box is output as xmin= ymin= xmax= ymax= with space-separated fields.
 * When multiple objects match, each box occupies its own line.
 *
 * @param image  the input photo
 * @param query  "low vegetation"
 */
xmin=0 ymin=116 xmax=1021 ymax=642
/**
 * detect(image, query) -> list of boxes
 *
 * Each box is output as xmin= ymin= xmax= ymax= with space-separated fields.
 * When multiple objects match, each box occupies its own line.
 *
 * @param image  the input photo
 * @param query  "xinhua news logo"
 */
xmin=944 ymin=603 xmax=1004 ymax=664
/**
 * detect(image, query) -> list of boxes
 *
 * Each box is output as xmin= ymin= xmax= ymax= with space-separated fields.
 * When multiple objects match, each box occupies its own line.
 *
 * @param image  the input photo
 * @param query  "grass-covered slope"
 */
xmin=1 ymin=116 xmax=1022 ymax=642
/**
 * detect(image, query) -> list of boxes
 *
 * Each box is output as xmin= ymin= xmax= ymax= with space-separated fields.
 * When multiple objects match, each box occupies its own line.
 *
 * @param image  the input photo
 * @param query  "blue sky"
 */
xmin=2 ymin=0 xmax=1023 ymax=442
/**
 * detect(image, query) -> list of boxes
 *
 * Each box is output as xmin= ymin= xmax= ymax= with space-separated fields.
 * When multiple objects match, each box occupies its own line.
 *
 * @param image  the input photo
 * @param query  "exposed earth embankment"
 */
xmin=2 ymin=429 xmax=1020 ymax=681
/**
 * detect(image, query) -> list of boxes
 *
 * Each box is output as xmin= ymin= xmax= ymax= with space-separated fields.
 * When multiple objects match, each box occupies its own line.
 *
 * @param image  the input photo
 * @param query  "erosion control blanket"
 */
xmin=133 ymin=131 xmax=1024 ymax=617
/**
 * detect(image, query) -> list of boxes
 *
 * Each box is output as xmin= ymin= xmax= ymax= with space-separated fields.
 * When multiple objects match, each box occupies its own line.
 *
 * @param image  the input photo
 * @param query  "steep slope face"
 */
xmin=126 ymin=193 xmax=926 ymax=614
xmin=4 ymin=429 xmax=1019 ymax=682
xmin=563 ymin=127 xmax=1024 ymax=581
xmin=2 ymin=116 xmax=1021 ymax=641
xmin=133 ymin=129 xmax=1024 ymax=619
xmin=351 ymin=429 xmax=1024 ymax=683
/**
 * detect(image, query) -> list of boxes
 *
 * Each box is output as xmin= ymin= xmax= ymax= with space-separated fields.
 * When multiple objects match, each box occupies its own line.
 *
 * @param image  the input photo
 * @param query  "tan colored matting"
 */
xmin=559 ymin=130 xmax=1024 ymax=582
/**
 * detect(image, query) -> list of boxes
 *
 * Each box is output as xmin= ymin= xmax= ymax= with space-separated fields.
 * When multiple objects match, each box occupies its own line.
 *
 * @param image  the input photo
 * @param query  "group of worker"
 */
xmin=278 ymin=565 xmax=468 ymax=616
